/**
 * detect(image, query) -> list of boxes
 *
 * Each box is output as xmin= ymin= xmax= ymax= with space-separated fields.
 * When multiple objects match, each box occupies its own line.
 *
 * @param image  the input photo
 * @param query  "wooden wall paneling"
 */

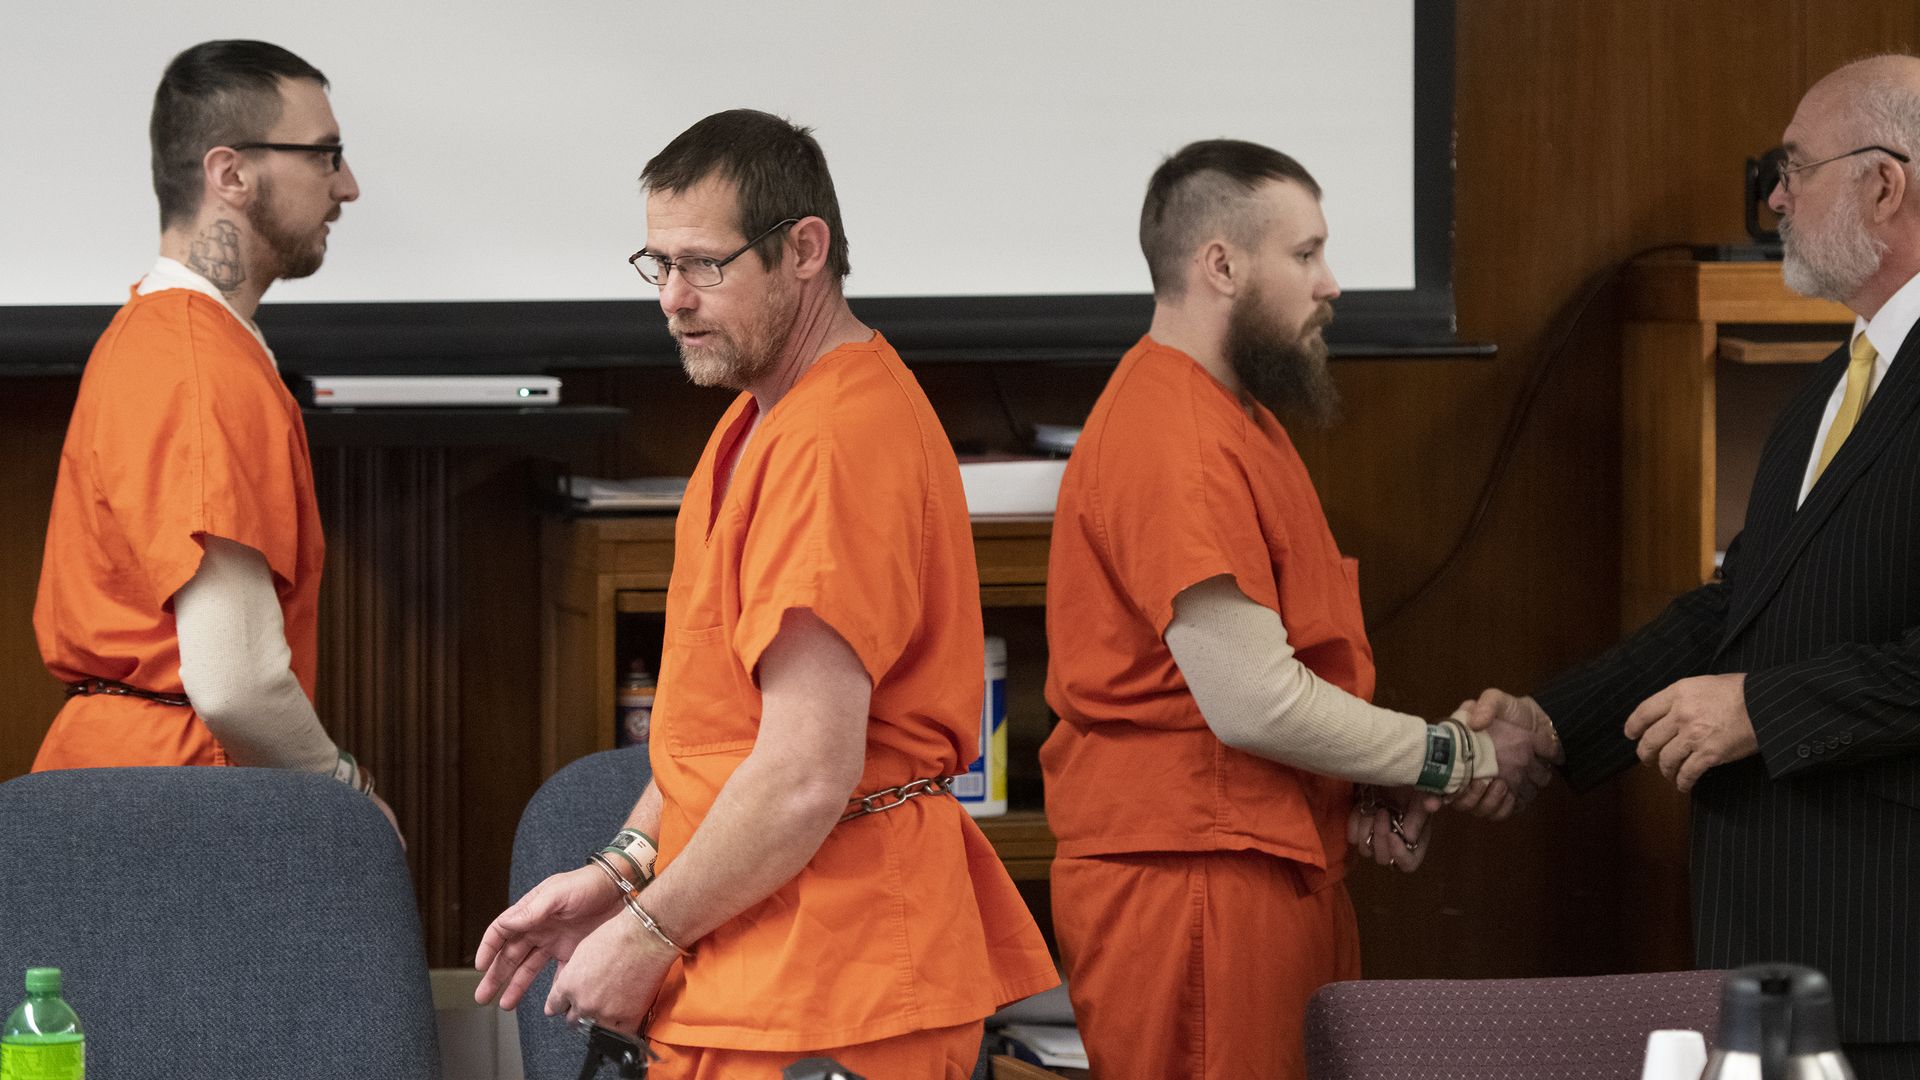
xmin=0 ymin=381 xmax=77 ymax=780
xmin=1323 ymin=0 xmax=1657 ymax=979
xmin=1650 ymin=4 xmax=1807 ymax=245
xmin=314 ymin=446 xmax=460 ymax=965
xmin=590 ymin=367 xmax=736 ymax=479
xmin=1797 ymin=7 xmax=1920 ymax=87
xmin=453 ymin=454 xmax=549 ymax=961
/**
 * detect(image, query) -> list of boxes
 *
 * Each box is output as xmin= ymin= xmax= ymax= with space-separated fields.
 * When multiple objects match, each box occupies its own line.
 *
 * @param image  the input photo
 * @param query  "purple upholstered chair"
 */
xmin=1305 ymin=970 xmax=1726 ymax=1079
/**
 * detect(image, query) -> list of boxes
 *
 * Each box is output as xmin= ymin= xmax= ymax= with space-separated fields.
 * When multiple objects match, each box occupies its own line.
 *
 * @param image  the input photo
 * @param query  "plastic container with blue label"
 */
xmin=957 ymin=636 xmax=1008 ymax=817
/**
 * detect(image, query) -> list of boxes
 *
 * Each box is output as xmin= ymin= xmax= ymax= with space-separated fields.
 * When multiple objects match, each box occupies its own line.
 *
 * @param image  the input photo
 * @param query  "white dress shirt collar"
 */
xmin=1859 ymin=266 xmax=1920 ymax=362
xmin=1795 ymin=268 xmax=1920 ymax=506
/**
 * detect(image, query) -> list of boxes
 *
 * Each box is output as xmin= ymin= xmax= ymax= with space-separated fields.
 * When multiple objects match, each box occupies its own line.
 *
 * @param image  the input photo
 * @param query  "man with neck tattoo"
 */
xmin=1039 ymin=140 xmax=1559 ymax=1080
xmin=31 ymin=40 xmax=392 ymax=832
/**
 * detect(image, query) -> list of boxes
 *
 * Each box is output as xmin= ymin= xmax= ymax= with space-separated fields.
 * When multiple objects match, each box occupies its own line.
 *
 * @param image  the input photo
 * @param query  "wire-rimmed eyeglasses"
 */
xmin=229 ymin=142 xmax=346 ymax=172
xmin=1778 ymin=145 xmax=1910 ymax=195
xmin=629 ymin=218 xmax=799 ymax=288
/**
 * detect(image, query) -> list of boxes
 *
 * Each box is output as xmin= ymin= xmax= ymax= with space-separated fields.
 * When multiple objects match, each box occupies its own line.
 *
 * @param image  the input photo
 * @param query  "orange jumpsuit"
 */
xmin=645 ymin=334 xmax=1057 ymax=1074
xmin=1041 ymin=336 xmax=1368 ymax=1080
xmin=33 ymin=282 xmax=325 ymax=770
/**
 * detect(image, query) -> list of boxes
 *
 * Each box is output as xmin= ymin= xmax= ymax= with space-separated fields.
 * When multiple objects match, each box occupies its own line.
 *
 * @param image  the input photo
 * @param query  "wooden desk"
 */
xmin=540 ymin=513 xmax=1058 ymax=879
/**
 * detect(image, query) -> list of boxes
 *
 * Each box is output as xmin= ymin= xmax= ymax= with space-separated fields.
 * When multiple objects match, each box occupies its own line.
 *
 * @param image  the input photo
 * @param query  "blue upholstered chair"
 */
xmin=508 ymin=746 xmax=655 ymax=1080
xmin=0 ymin=766 xmax=440 ymax=1079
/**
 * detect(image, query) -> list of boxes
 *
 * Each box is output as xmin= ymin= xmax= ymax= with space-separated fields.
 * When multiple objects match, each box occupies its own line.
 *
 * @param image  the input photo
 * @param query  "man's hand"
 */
xmin=1455 ymin=690 xmax=1563 ymax=820
xmin=474 ymin=866 xmax=623 ymax=1011
xmin=1348 ymin=785 xmax=1434 ymax=873
xmin=545 ymin=907 xmax=681 ymax=1035
xmin=1623 ymin=673 xmax=1755 ymax=793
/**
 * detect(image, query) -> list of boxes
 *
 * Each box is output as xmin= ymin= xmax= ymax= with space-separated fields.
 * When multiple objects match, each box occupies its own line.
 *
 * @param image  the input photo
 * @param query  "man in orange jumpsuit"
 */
xmin=32 ymin=41 xmax=392 ymax=824
xmin=1041 ymin=141 xmax=1556 ymax=1079
xmin=475 ymin=109 xmax=1056 ymax=1078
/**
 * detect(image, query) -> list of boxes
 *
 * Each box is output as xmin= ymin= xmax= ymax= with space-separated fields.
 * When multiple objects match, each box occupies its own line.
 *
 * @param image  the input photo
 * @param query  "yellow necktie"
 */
xmin=1814 ymin=332 xmax=1879 ymax=481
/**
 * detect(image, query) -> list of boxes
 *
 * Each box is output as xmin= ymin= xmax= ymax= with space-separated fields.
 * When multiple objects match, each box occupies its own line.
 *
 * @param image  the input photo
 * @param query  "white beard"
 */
xmin=1781 ymin=195 xmax=1886 ymax=302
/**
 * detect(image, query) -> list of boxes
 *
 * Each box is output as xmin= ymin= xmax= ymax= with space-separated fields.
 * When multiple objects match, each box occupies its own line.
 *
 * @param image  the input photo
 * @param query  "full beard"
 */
xmin=672 ymin=278 xmax=798 ymax=390
xmin=1225 ymin=289 xmax=1340 ymax=427
xmin=1781 ymin=194 xmax=1885 ymax=303
xmin=247 ymin=178 xmax=330 ymax=281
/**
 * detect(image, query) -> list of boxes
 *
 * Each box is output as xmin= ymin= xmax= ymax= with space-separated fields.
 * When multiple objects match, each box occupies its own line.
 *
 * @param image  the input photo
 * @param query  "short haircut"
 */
xmin=640 ymin=109 xmax=851 ymax=280
xmin=1139 ymin=139 xmax=1322 ymax=299
xmin=151 ymin=40 xmax=329 ymax=230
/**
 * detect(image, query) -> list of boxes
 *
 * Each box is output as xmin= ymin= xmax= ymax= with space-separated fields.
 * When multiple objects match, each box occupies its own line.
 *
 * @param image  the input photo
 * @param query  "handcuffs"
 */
xmin=573 ymin=1019 xmax=654 ymax=1079
xmin=1353 ymin=785 xmax=1420 ymax=869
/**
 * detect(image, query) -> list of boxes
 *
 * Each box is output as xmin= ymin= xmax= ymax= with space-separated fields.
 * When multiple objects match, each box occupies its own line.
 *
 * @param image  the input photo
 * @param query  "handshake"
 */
xmin=1348 ymin=689 xmax=1563 ymax=873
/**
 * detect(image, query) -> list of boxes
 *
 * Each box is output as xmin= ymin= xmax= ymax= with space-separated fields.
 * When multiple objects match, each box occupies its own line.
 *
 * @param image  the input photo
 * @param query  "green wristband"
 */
xmin=1414 ymin=723 xmax=1455 ymax=793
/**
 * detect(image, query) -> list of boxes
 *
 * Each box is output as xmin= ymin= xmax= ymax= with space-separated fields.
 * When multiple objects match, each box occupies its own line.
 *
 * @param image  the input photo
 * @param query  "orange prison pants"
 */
xmin=648 ymin=1020 xmax=985 ymax=1080
xmin=1053 ymin=850 xmax=1361 ymax=1080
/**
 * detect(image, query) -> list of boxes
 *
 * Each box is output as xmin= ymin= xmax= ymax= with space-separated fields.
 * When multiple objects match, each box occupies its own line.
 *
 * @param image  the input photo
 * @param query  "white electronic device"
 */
xmin=958 ymin=457 xmax=1067 ymax=517
xmin=298 ymin=375 xmax=561 ymax=407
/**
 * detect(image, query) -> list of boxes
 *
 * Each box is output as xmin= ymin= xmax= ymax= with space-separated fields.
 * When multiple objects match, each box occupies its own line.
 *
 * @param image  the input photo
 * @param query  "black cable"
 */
xmin=986 ymin=364 xmax=1032 ymax=450
xmin=1366 ymin=242 xmax=1697 ymax=634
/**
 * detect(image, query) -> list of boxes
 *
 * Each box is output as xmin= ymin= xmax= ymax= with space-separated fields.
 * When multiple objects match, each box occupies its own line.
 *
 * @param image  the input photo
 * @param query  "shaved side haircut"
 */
xmin=1140 ymin=139 xmax=1321 ymax=300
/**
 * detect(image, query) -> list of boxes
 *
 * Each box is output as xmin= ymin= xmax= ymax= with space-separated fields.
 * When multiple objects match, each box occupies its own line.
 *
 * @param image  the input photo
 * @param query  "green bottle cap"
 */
xmin=24 ymin=968 xmax=61 ymax=994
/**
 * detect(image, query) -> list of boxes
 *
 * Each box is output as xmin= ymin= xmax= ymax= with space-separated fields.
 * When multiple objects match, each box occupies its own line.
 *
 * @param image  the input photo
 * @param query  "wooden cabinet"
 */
xmin=1621 ymin=258 xmax=1852 ymax=629
xmin=539 ymin=513 xmax=1059 ymax=879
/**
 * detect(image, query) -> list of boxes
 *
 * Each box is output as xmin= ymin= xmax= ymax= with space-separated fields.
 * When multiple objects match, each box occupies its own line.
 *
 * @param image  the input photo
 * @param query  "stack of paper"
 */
xmin=998 ymin=1023 xmax=1088 ymax=1069
xmin=564 ymin=476 xmax=688 ymax=511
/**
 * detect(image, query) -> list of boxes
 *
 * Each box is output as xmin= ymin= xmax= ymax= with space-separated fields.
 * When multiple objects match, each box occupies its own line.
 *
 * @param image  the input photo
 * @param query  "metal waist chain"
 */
xmin=839 ymin=776 xmax=954 ymax=823
xmin=65 ymin=678 xmax=191 ymax=708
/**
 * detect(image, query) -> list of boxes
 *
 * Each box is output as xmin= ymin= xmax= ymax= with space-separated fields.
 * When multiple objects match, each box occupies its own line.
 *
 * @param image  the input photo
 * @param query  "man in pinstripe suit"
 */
xmin=1471 ymin=55 xmax=1920 ymax=1077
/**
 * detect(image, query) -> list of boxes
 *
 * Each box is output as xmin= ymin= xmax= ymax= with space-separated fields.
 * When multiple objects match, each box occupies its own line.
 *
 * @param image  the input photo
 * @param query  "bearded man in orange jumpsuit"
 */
xmin=1041 ymin=141 xmax=1557 ymax=1079
xmin=475 ymin=109 xmax=1056 ymax=1079
xmin=32 ymin=40 xmax=394 ymax=828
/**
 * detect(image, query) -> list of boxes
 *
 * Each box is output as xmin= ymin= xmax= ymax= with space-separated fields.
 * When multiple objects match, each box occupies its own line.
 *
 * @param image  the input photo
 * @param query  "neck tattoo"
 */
xmin=187 ymin=219 xmax=247 ymax=295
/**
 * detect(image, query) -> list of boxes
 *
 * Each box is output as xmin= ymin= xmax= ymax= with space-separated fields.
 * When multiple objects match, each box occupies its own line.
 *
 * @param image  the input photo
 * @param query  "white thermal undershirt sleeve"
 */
xmin=173 ymin=535 xmax=340 ymax=773
xmin=1164 ymin=575 xmax=1494 ymax=790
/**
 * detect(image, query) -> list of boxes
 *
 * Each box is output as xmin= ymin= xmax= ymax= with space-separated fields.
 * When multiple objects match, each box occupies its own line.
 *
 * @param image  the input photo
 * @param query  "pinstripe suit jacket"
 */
xmin=1535 ymin=326 xmax=1920 ymax=1044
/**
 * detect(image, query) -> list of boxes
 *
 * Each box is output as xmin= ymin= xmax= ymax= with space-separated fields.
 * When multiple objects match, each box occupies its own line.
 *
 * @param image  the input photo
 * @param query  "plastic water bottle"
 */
xmin=1 ymin=967 xmax=84 ymax=1079
xmin=616 ymin=661 xmax=655 ymax=748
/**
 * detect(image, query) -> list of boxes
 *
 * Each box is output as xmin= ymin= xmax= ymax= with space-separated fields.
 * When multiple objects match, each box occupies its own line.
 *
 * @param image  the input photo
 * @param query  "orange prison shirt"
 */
xmin=1042 ymin=336 xmax=1370 ymax=1079
xmin=645 ymin=333 xmax=1056 ymax=1052
xmin=33 ymin=285 xmax=326 ymax=770
xmin=1041 ymin=335 xmax=1366 ymax=872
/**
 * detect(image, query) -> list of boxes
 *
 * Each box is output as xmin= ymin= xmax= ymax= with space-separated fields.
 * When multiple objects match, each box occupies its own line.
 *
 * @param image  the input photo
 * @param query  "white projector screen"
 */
xmin=1 ymin=1 xmax=1454 ymax=367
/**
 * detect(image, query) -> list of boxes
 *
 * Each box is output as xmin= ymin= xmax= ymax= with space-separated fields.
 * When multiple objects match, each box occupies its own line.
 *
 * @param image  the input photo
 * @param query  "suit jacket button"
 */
xmin=1798 ymin=745 xmax=1812 ymax=758
xmin=1841 ymin=733 xmax=1853 ymax=745
xmin=1828 ymin=735 xmax=1841 ymax=749
xmin=1813 ymin=743 xmax=1826 ymax=754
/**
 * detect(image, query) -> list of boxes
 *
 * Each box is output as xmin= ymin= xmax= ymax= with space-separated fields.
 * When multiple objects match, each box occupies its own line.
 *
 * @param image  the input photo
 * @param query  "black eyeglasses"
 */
xmin=629 ymin=218 xmax=799 ymax=288
xmin=1778 ymin=144 xmax=1910 ymax=195
xmin=230 ymin=142 xmax=346 ymax=172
